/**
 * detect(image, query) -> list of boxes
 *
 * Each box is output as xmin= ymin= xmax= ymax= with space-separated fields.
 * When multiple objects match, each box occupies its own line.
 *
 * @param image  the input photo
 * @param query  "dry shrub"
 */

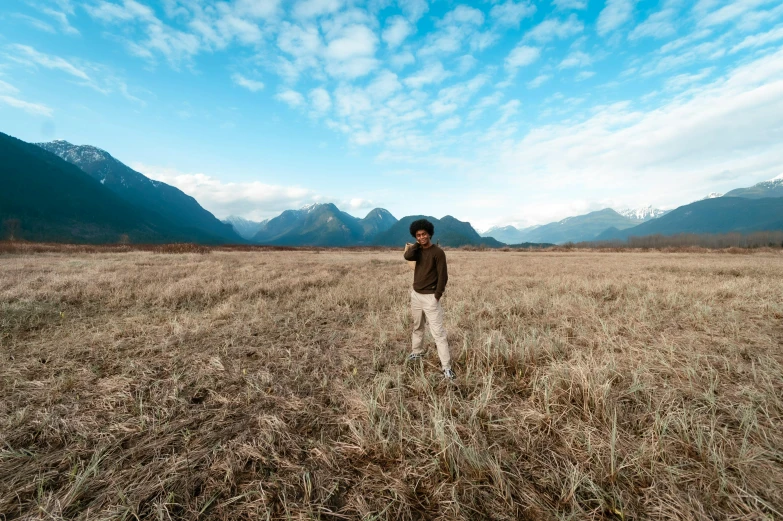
xmin=1 ymin=250 xmax=783 ymax=520
xmin=152 ymin=243 xmax=212 ymax=254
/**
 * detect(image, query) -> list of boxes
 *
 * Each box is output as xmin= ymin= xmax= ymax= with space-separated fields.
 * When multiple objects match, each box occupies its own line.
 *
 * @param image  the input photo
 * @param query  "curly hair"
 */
xmin=409 ymin=219 xmax=435 ymax=238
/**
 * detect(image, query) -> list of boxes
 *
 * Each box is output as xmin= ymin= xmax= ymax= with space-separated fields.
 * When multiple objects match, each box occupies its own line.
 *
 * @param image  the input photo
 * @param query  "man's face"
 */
xmin=415 ymin=229 xmax=431 ymax=246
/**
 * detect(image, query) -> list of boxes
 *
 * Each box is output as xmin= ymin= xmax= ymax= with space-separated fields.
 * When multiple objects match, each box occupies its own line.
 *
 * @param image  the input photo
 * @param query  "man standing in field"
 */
xmin=404 ymin=219 xmax=455 ymax=380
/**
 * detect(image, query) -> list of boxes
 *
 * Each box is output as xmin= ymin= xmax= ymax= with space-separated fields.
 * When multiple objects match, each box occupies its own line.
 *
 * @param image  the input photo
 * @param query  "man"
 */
xmin=404 ymin=219 xmax=455 ymax=380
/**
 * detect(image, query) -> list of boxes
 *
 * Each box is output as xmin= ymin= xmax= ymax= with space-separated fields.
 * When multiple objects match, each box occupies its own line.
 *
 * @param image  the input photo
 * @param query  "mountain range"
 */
xmin=724 ymin=176 xmax=783 ymax=199
xmin=481 ymin=208 xmax=648 ymax=245
xmin=250 ymin=203 xmax=396 ymax=246
xmin=0 ymin=132 xmax=231 ymax=244
xmin=480 ymin=225 xmax=540 ymax=244
xmin=37 ymin=140 xmax=242 ymax=243
xmin=222 ymin=216 xmax=267 ymax=240
xmin=478 ymin=176 xmax=783 ymax=245
xmin=1 ymin=131 xmax=782 ymax=247
xmin=597 ymin=196 xmax=783 ymax=241
xmin=374 ymin=215 xmax=504 ymax=248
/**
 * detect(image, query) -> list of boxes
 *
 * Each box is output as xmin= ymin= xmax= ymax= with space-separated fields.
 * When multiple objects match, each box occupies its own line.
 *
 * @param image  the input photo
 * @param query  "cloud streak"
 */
xmin=500 ymin=48 xmax=783 ymax=209
xmin=130 ymin=163 xmax=319 ymax=220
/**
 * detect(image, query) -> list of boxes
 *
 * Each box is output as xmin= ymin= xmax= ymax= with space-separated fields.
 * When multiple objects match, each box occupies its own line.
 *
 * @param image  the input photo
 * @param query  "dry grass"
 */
xmin=1 ymin=250 xmax=782 ymax=520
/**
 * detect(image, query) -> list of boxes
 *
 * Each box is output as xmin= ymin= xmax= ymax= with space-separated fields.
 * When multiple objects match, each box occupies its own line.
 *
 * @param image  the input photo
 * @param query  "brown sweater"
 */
xmin=404 ymin=243 xmax=448 ymax=299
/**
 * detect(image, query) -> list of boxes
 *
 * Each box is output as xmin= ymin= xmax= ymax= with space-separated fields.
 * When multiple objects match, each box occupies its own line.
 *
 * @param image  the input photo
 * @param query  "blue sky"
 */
xmin=2 ymin=0 xmax=782 ymax=229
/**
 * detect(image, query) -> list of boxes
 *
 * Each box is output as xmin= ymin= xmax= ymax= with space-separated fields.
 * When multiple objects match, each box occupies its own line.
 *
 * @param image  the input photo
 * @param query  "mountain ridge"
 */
xmin=251 ymin=204 xmax=398 ymax=246
xmin=374 ymin=215 xmax=503 ymax=248
xmin=1 ymin=132 xmax=229 ymax=244
xmin=596 ymin=197 xmax=783 ymax=241
xmin=36 ymin=140 xmax=243 ymax=243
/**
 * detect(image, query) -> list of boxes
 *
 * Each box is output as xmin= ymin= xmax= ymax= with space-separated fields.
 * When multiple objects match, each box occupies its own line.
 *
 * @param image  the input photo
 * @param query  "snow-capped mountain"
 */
xmin=360 ymin=208 xmax=397 ymax=237
xmin=618 ymin=206 xmax=668 ymax=221
xmin=222 ymin=216 xmax=268 ymax=240
xmin=36 ymin=140 xmax=242 ymax=242
xmin=701 ymin=192 xmax=723 ymax=200
xmin=724 ymin=175 xmax=783 ymax=199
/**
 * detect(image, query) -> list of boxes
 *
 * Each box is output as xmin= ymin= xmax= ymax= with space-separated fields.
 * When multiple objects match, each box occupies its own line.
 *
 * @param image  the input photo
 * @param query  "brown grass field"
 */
xmin=1 ymin=248 xmax=782 ymax=520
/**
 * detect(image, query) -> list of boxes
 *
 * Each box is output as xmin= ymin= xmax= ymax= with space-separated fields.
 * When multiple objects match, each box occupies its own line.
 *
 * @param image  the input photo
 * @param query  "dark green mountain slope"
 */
xmin=373 ymin=215 xmax=503 ymax=248
xmin=360 ymin=208 xmax=398 ymax=237
xmin=0 ymin=132 xmax=223 ymax=243
xmin=724 ymin=177 xmax=783 ymax=199
xmin=596 ymin=197 xmax=783 ymax=241
xmin=520 ymin=208 xmax=642 ymax=244
xmin=251 ymin=205 xmax=398 ymax=246
xmin=252 ymin=203 xmax=366 ymax=246
xmin=36 ymin=140 xmax=242 ymax=243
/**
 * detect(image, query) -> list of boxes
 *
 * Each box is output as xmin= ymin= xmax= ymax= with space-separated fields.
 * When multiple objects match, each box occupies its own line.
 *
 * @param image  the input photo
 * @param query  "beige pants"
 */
xmin=410 ymin=290 xmax=451 ymax=370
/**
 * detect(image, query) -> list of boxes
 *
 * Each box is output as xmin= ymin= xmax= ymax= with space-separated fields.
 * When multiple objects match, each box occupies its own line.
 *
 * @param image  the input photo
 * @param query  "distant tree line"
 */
xmin=582 ymin=231 xmax=783 ymax=249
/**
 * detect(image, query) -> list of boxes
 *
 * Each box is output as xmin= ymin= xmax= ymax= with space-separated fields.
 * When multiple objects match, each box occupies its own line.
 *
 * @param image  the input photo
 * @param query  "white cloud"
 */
xmin=436 ymin=115 xmax=461 ymax=133
xmin=403 ymin=61 xmax=451 ymax=88
xmin=293 ymin=0 xmax=343 ymax=18
xmin=367 ymin=70 xmax=402 ymax=99
xmin=575 ymin=70 xmax=595 ymax=80
xmin=326 ymin=56 xmax=379 ymax=78
xmin=233 ymin=0 xmax=281 ymax=19
xmin=382 ymin=16 xmax=413 ymax=48
xmin=232 ymin=73 xmax=264 ymax=91
xmin=735 ymin=3 xmax=783 ymax=32
xmin=213 ymin=15 xmax=263 ymax=45
xmin=324 ymin=24 xmax=378 ymax=60
xmin=418 ymin=27 xmax=464 ymax=57
xmin=7 ymin=44 xmax=90 ymax=81
xmin=525 ymin=14 xmax=584 ymax=42
xmin=132 ymin=22 xmax=201 ymax=64
xmin=87 ymin=0 xmax=266 ymax=65
xmin=731 ymin=24 xmax=783 ymax=53
xmin=86 ymin=0 xmax=156 ymax=23
xmin=0 ymin=95 xmax=54 ymax=117
xmin=276 ymin=88 xmax=306 ymax=108
xmin=528 ymin=74 xmax=551 ymax=88
xmin=40 ymin=7 xmax=81 ymax=35
xmin=309 ymin=87 xmax=332 ymax=112
xmin=559 ymin=50 xmax=592 ymax=69
xmin=277 ymin=22 xmax=323 ymax=59
xmin=505 ymin=45 xmax=541 ymax=72
xmin=132 ymin=163 xmax=318 ymax=220
xmin=457 ymin=54 xmax=477 ymax=73
xmin=333 ymin=84 xmax=372 ymax=118
xmin=398 ymin=0 xmax=429 ymax=22
xmin=640 ymin=35 xmax=728 ymax=76
xmin=323 ymin=24 xmax=379 ymax=78
xmin=664 ymin=67 xmax=714 ymax=91
xmin=490 ymin=1 xmax=537 ymax=28
xmin=440 ymin=5 xmax=485 ymax=27
xmin=419 ymin=5 xmax=496 ymax=58
xmin=500 ymin=48 xmax=783 ymax=208
xmin=698 ymin=0 xmax=776 ymax=28
xmin=629 ymin=8 xmax=677 ymax=40
xmin=660 ymin=28 xmax=713 ymax=53
xmin=467 ymin=91 xmax=504 ymax=120
xmin=597 ymin=0 xmax=636 ymax=37
xmin=0 ymin=80 xmax=19 ymax=94
xmin=552 ymin=0 xmax=587 ymax=9
xmin=14 ymin=14 xmax=56 ymax=34
xmin=390 ymin=51 xmax=415 ymax=68
xmin=471 ymin=31 xmax=500 ymax=52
